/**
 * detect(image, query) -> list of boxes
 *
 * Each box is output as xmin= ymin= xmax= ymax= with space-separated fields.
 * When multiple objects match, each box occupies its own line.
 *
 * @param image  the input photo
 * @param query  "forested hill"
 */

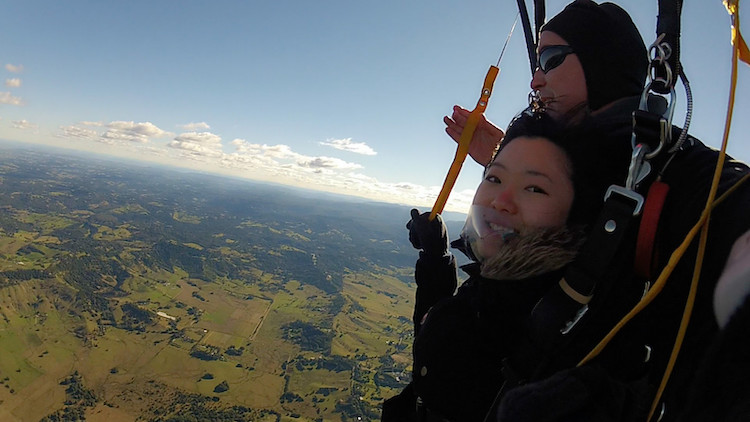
xmin=0 ymin=145 xmax=466 ymax=421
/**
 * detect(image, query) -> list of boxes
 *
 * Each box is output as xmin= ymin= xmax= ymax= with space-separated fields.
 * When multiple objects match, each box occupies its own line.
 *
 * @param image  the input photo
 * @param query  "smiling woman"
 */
xmin=463 ymin=135 xmax=574 ymax=265
xmin=475 ymin=137 xmax=573 ymax=226
xmin=461 ymin=112 xmax=574 ymax=265
xmin=383 ymin=109 xmax=633 ymax=421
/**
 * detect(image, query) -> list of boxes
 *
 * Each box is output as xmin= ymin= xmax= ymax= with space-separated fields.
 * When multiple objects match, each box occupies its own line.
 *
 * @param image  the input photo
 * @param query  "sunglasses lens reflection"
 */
xmin=542 ymin=55 xmax=564 ymax=72
xmin=539 ymin=46 xmax=573 ymax=73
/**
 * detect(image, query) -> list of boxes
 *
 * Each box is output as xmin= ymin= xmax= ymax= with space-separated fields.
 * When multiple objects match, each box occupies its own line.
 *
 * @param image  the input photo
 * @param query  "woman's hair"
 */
xmin=489 ymin=108 xmax=631 ymax=227
xmin=489 ymin=108 xmax=565 ymax=165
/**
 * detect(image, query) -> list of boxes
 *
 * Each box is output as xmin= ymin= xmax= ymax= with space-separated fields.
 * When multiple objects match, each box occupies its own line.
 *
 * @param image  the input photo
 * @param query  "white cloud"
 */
xmin=57 ymin=125 xmax=99 ymax=140
xmin=0 ymin=91 xmax=22 ymax=105
xmin=5 ymin=78 xmax=21 ymax=88
xmin=29 ymin=116 xmax=471 ymax=213
xmin=102 ymin=121 xmax=172 ymax=143
xmin=174 ymin=131 xmax=222 ymax=145
xmin=392 ymin=182 xmax=423 ymax=191
xmin=168 ymin=131 xmax=224 ymax=157
xmin=5 ymin=64 xmax=23 ymax=73
xmin=80 ymin=121 xmax=104 ymax=127
xmin=179 ymin=122 xmax=211 ymax=131
xmin=231 ymin=140 xmax=301 ymax=160
xmin=298 ymin=156 xmax=362 ymax=170
xmin=448 ymin=188 xmax=478 ymax=211
xmin=12 ymin=119 xmax=35 ymax=130
xmin=108 ymin=121 xmax=170 ymax=136
xmin=320 ymin=138 xmax=377 ymax=155
xmin=229 ymin=139 xmax=363 ymax=172
xmin=221 ymin=151 xmax=278 ymax=168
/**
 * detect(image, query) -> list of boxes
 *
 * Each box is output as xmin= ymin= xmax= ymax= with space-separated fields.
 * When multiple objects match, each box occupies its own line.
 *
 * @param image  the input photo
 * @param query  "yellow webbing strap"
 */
xmin=645 ymin=3 xmax=750 ymax=418
xmin=578 ymin=3 xmax=750 ymax=420
xmin=725 ymin=0 xmax=750 ymax=65
xmin=430 ymin=66 xmax=499 ymax=221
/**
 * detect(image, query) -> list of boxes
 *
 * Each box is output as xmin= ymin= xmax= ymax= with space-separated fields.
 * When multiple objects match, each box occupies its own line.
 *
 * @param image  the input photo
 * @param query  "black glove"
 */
xmin=406 ymin=208 xmax=449 ymax=256
xmin=493 ymin=365 xmax=640 ymax=422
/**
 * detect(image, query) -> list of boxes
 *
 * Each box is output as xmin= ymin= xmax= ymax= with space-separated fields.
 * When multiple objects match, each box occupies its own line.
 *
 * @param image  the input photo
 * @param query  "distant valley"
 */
xmin=0 ymin=144 xmax=467 ymax=421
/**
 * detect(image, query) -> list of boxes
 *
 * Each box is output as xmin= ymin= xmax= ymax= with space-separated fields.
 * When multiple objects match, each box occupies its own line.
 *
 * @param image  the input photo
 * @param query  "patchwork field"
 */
xmin=0 ymin=264 xmax=416 ymax=421
xmin=0 ymin=148 xmax=447 ymax=421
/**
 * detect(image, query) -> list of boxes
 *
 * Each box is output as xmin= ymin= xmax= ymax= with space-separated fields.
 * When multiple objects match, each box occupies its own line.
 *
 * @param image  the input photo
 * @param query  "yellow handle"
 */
xmin=430 ymin=65 xmax=499 ymax=220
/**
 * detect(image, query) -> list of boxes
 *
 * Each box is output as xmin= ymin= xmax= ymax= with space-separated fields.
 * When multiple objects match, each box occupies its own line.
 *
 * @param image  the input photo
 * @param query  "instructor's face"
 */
xmin=530 ymin=31 xmax=588 ymax=121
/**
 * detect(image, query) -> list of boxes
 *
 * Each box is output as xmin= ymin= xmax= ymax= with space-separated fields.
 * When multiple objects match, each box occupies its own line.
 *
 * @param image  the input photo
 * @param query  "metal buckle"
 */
xmin=560 ymin=304 xmax=589 ymax=335
xmin=605 ymin=185 xmax=645 ymax=216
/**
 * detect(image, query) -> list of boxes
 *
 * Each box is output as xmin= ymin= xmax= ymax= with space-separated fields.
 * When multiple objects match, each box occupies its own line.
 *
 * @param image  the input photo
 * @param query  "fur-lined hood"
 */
xmin=454 ymin=225 xmax=586 ymax=281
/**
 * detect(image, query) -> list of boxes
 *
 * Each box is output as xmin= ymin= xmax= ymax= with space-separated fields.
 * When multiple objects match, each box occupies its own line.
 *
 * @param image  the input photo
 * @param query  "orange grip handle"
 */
xmin=430 ymin=65 xmax=499 ymax=220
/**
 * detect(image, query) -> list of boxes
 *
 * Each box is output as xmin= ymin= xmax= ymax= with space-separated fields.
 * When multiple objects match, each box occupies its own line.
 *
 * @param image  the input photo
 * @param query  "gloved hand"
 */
xmin=406 ymin=208 xmax=449 ymax=256
xmin=493 ymin=365 xmax=641 ymax=422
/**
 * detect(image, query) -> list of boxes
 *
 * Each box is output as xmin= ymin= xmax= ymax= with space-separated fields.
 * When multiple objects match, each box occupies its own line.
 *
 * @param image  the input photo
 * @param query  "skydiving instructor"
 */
xmin=389 ymin=0 xmax=750 ymax=421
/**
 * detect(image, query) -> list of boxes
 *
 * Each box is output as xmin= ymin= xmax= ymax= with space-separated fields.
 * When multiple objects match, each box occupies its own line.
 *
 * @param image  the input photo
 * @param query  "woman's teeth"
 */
xmin=488 ymin=222 xmax=516 ymax=236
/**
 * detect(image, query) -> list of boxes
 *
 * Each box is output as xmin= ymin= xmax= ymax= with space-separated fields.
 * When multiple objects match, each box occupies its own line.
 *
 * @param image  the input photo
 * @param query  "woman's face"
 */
xmin=470 ymin=136 xmax=574 ymax=257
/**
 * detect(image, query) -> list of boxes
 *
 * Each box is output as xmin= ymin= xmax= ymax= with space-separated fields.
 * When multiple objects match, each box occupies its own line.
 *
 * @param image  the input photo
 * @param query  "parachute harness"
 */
xmin=479 ymin=1 xmax=748 ymax=420
xmin=490 ymin=1 xmax=750 ymax=421
xmin=577 ymin=2 xmax=750 ymax=421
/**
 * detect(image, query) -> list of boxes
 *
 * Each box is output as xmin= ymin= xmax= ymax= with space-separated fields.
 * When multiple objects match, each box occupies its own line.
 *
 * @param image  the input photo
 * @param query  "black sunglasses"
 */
xmin=537 ymin=45 xmax=575 ymax=73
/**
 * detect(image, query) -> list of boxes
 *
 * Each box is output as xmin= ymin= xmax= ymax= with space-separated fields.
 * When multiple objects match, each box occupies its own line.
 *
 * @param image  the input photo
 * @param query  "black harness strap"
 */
xmin=533 ymin=0 xmax=545 ymax=46
xmin=653 ymin=0 xmax=683 ymax=94
xmin=490 ymin=185 xmax=644 ymax=412
xmin=515 ymin=0 xmax=546 ymax=75
xmin=516 ymin=0 xmax=538 ymax=75
xmin=527 ymin=185 xmax=643 ymax=353
xmin=483 ymin=2 xmax=688 ymax=420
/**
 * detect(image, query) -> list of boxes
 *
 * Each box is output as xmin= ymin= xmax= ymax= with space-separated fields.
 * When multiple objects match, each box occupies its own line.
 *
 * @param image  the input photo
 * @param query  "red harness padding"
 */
xmin=635 ymin=180 xmax=670 ymax=279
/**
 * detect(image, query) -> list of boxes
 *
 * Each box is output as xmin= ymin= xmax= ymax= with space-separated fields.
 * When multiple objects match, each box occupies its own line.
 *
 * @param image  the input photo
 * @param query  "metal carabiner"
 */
xmin=633 ymin=80 xmax=676 ymax=160
xmin=528 ymin=90 xmax=545 ymax=112
xmin=626 ymin=143 xmax=652 ymax=190
xmin=647 ymin=33 xmax=675 ymax=94
xmin=648 ymin=35 xmax=673 ymax=83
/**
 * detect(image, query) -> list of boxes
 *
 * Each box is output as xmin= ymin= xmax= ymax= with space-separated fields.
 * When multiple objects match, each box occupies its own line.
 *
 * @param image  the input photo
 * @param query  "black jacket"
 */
xmin=681 ymin=295 xmax=750 ymax=421
xmin=493 ymin=97 xmax=750 ymax=421
xmin=382 ymin=253 xmax=561 ymax=422
xmin=384 ymin=97 xmax=750 ymax=422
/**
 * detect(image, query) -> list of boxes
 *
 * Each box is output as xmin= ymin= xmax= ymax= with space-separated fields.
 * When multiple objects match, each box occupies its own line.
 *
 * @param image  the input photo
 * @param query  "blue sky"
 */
xmin=1 ymin=1 xmax=748 ymax=214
